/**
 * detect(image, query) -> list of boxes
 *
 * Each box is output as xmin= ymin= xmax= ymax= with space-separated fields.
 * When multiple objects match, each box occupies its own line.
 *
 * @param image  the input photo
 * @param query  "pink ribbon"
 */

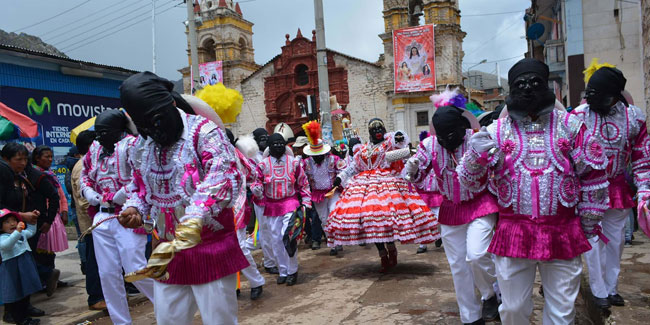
xmin=452 ymin=174 xmax=461 ymax=205
xmin=476 ymin=152 xmax=489 ymax=166
xmin=531 ymin=171 xmax=542 ymax=219
xmin=592 ymin=224 xmax=610 ymax=244
xmin=133 ymin=170 xmax=147 ymax=199
xmin=102 ymin=192 xmax=115 ymax=203
xmin=181 ymin=162 xmax=200 ymax=188
xmin=163 ymin=208 xmax=177 ymax=235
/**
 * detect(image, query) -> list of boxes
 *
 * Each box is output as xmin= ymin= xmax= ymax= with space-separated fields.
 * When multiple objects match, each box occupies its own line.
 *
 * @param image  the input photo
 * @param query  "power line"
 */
xmin=53 ymin=1 xmax=159 ymax=47
xmin=41 ymin=0 xmax=137 ymax=39
xmin=463 ymin=55 xmax=524 ymax=66
xmin=62 ymin=1 xmax=179 ymax=53
xmin=11 ymin=0 xmax=92 ymax=33
xmin=462 ymin=9 xmax=527 ymax=17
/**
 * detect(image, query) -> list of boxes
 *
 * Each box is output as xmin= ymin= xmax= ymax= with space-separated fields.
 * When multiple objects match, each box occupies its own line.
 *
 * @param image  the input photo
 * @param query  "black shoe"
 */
xmin=265 ymin=266 xmax=279 ymax=274
xmin=19 ymin=317 xmax=40 ymax=325
xmin=359 ymin=243 xmax=366 ymax=247
xmin=250 ymin=286 xmax=263 ymax=300
xmin=57 ymin=280 xmax=69 ymax=288
xmin=329 ymin=248 xmax=338 ymax=256
xmin=27 ymin=305 xmax=45 ymax=317
xmin=435 ymin=239 xmax=442 ymax=247
xmin=125 ymin=283 xmax=140 ymax=296
xmin=3 ymin=311 xmax=15 ymax=324
xmin=482 ymin=295 xmax=499 ymax=321
xmin=277 ymin=276 xmax=287 ymax=284
xmin=286 ymin=273 xmax=298 ymax=286
xmin=463 ymin=318 xmax=485 ymax=325
xmin=416 ymin=246 xmax=427 ymax=254
xmin=311 ymin=241 xmax=321 ymax=250
xmin=236 ymin=288 xmax=240 ymax=297
xmin=593 ymin=297 xmax=611 ymax=309
xmin=336 ymin=245 xmax=343 ymax=251
xmin=608 ymin=294 xmax=625 ymax=306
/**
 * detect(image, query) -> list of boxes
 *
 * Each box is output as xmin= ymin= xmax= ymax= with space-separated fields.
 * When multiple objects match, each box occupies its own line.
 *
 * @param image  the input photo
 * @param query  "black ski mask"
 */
xmin=119 ymin=72 xmax=184 ymax=148
xmin=505 ymin=58 xmax=556 ymax=120
xmin=95 ymin=109 xmax=127 ymax=154
xmin=368 ymin=118 xmax=386 ymax=144
xmin=313 ymin=154 xmax=326 ymax=165
xmin=253 ymin=128 xmax=269 ymax=151
xmin=268 ymin=133 xmax=286 ymax=159
xmin=432 ymin=106 xmax=470 ymax=151
xmin=585 ymin=67 xmax=627 ymax=116
xmin=348 ymin=138 xmax=361 ymax=156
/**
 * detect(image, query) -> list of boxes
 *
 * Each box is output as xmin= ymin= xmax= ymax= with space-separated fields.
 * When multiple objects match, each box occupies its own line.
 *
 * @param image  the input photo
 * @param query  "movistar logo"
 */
xmin=27 ymin=97 xmax=51 ymax=116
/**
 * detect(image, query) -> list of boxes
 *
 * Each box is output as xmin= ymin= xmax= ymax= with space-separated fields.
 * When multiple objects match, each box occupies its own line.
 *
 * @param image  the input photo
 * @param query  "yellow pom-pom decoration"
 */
xmin=195 ymin=83 xmax=243 ymax=124
xmin=583 ymin=58 xmax=616 ymax=84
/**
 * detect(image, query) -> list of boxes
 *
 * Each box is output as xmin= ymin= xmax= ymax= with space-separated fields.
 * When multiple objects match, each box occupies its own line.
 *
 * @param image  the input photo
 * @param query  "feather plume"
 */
xmin=583 ymin=58 xmax=616 ymax=84
xmin=235 ymin=134 xmax=259 ymax=160
xmin=301 ymin=120 xmax=321 ymax=146
xmin=194 ymin=83 xmax=243 ymax=123
xmin=419 ymin=130 xmax=430 ymax=142
xmin=429 ymin=86 xmax=467 ymax=109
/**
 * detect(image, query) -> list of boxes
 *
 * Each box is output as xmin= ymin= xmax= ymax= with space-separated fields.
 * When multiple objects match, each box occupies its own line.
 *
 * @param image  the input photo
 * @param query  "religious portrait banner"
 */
xmin=393 ymin=24 xmax=436 ymax=93
xmin=199 ymin=61 xmax=223 ymax=87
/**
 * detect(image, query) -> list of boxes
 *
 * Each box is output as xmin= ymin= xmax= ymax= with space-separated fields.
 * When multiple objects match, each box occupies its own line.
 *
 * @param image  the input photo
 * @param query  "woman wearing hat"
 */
xmin=326 ymin=119 xmax=439 ymax=272
xmin=301 ymin=121 xmax=346 ymax=254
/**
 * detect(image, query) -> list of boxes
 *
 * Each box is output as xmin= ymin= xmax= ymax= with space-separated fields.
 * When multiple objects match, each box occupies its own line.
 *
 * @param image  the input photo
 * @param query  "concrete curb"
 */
xmin=63 ymin=295 xmax=149 ymax=325
xmin=579 ymin=262 xmax=612 ymax=325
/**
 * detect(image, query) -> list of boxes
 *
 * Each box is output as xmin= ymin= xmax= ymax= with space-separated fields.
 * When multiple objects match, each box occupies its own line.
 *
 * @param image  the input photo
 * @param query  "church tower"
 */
xmin=181 ymin=0 xmax=260 ymax=93
xmin=379 ymin=0 xmax=466 ymax=140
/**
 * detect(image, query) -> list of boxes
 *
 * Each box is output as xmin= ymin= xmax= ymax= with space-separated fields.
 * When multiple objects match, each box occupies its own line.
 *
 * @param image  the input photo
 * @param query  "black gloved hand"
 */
xmin=333 ymin=177 xmax=342 ymax=188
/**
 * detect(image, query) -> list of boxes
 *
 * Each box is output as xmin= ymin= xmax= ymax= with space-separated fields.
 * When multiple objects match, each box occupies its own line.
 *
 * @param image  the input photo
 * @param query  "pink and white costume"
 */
xmin=251 ymin=149 xmax=311 ymax=277
xmin=81 ymin=135 xmax=154 ymax=325
xmin=251 ymin=151 xmax=277 ymax=270
xmin=123 ymin=110 xmax=248 ymax=324
xmin=233 ymin=148 xmax=265 ymax=289
xmin=408 ymin=132 xmax=499 ymax=324
xmin=572 ymin=102 xmax=650 ymax=300
xmin=458 ymin=110 xmax=609 ymax=324
xmin=303 ymin=155 xmax=345 ymax=227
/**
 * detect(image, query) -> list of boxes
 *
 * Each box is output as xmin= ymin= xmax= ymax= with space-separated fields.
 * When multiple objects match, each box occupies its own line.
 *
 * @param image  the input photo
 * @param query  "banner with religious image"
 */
xmin=199 ymin=61 xmax=223 ymax=87
xmin=393 ymin=25 xmax=436 ymax=93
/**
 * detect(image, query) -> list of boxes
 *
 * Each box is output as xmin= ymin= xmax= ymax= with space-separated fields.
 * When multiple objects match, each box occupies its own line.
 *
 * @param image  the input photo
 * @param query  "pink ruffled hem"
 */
xmin=311 ymin=189 xmax=328 ymax=203
xmin=438 ymin=191 xmax=499 ymax=226
xmin=417 ymin=191 xmax=444 ymax=208
xmin=263 ymin=196 xmax=300 ymax=217
xmin=488 ymin=207 xmax=591 ymax=261
xmin=608 ymin=175 xmax=635 ymax=209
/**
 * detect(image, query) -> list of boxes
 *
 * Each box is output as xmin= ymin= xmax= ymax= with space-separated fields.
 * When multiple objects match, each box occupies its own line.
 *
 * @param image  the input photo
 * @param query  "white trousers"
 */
xmin=236 ymin=228 xmax=265 ymax=288
xmin=154 ymin=273 xmax=238 ymax=325
xmin=584 ymin=208 xmax=629 ymax=298
xmin=495 ymin=256 xmax=582 ymax=325
xmin=92 ymin=212 xmax=155 ymax=325
xmin=254 ymin=203 xmax=277 ymax=268
xmin=267 ymin=212 xmax=298 ymax=277
xmin=440 ymin=214 xmax=497 ymax=323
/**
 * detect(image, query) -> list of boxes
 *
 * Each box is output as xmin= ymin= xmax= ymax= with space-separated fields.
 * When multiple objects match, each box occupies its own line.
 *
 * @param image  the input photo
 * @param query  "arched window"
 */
xmin=296 ymin=96 xmax=308 ymax=117
xmin=295 ymin=64 xmax=309 ymax=86
xmin=239 ymin=37 xmax=247 ymax=61
xmin=202 ymin=38 xmax=216 ymax=62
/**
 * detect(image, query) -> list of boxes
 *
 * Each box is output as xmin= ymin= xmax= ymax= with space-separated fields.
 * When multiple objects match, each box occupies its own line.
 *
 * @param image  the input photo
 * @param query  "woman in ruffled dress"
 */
xmin=326 ymin=118 xmax=439 ymax=272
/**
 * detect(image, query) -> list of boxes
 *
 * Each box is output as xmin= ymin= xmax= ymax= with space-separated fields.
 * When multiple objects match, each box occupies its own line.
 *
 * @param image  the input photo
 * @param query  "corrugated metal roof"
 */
xmin=0 ymin=44 xmax=139 ymax=74
xmin=1 ymin=63 xmax=124 ymax=98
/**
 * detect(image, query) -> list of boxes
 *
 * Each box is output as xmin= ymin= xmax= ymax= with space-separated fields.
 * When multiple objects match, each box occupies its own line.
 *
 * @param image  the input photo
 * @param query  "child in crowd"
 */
xmin=0 ymin=209 xmax=42 ymax=325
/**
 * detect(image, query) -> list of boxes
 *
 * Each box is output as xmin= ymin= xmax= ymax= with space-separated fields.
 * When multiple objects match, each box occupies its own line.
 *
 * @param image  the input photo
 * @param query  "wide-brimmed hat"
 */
xmin=292 ymin=136 xmax=309 ymax=148
xmin=302 ymin=120 xmax=331 ymax=156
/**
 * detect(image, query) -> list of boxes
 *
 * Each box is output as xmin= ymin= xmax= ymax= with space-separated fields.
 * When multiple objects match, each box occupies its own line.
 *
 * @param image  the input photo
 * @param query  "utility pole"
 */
xmin=186 ymin=0 xmax=200 ymax=93
xmin=313 ymin=0 xmax=332 ymax=144
xmin=152 ymin=0 xmax=156 ymax=73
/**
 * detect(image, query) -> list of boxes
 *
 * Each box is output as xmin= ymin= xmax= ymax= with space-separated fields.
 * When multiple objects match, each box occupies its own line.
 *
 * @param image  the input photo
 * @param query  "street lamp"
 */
xmin=466 ymin=59 xmax=487 ymax=104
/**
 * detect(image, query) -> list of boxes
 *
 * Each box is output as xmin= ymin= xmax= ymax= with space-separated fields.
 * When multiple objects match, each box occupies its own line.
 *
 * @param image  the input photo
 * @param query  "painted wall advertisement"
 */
xmin=393 ymin=24 xmax=436 ymax=93
xmin=199 ymin=60 xmax=223 ymax=87
xmin=0 ymin=86 xmax=122 ymax=201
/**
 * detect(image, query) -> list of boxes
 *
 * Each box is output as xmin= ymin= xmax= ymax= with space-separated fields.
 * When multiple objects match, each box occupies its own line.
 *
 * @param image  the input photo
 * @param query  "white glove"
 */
xmin=405 ymin=157 xmax=419 ymax=175
xmin=112 ymin=188 xmax=128 ymax=205
xmin=469 ymin=126 xmax=496 ymax=153
xmin=252 ymin=186 xmax=263 ymax=198
xmin=83 ymin=188 xmax=101 ymax=206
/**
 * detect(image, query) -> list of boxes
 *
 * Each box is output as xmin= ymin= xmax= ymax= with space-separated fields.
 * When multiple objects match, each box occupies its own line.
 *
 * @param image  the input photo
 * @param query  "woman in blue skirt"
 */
xmin=0 ymin=209 xmax=42 ymax=325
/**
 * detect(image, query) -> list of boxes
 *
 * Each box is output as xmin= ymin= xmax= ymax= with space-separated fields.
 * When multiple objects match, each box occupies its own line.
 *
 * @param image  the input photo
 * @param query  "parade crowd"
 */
xmin=0 ymin=57 xmax=648 ymax=325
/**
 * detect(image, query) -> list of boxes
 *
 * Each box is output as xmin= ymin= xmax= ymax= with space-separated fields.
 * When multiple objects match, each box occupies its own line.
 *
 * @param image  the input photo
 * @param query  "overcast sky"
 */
xmin=1 ymin=0 xmax=529 ymax=82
